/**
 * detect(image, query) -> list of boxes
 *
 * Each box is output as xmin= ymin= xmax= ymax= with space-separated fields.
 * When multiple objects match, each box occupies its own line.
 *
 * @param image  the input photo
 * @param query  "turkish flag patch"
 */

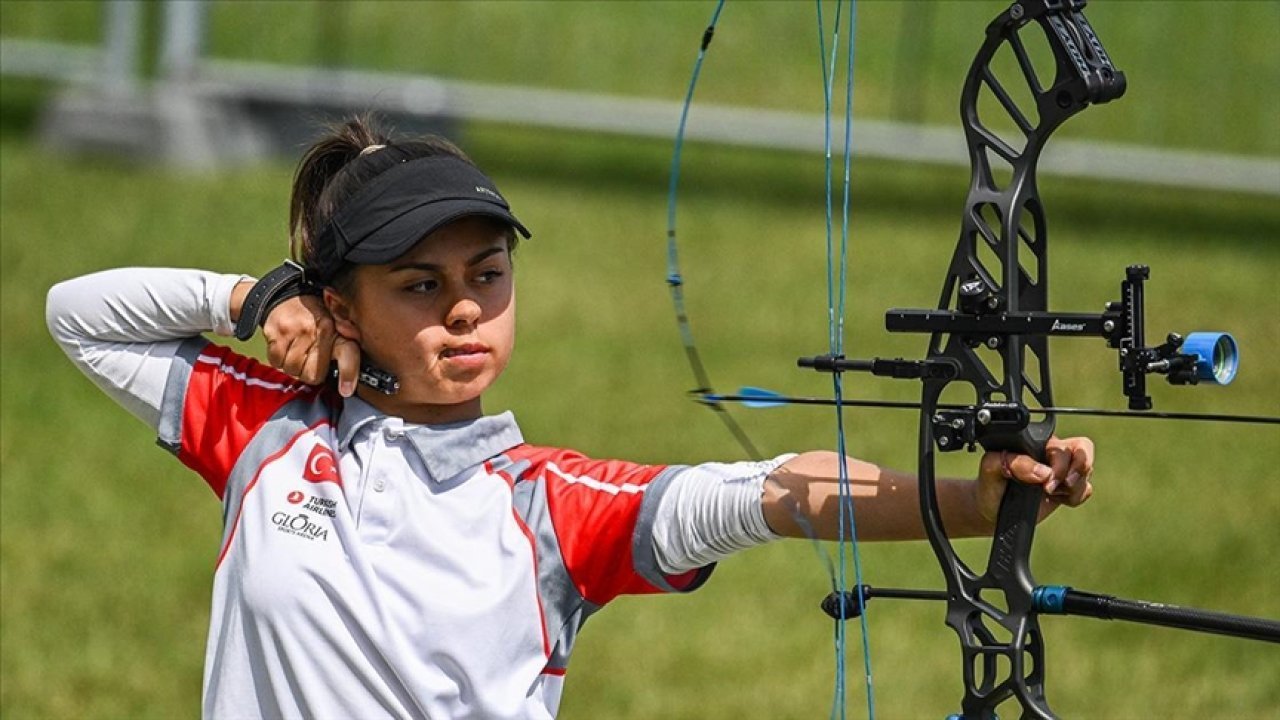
xmin=302 ymin=444 xmax=341 ymax=485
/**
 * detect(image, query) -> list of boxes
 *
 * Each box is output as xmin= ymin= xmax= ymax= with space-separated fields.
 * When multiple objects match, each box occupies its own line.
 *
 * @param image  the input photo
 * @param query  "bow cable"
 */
xmin=665 ymin=2 xmax=875 ymax=718
xmin=817 ymin=1 xmax=875 ymax=718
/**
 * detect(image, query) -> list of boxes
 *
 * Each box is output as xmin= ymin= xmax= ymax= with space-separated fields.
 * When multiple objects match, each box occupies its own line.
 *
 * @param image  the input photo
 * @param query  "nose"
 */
xmin=445 ymin=295 xmax=482 ymax=330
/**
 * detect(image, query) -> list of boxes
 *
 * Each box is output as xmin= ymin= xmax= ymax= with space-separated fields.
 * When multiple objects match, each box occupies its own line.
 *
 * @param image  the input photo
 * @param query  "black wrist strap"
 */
xmin=233 ymin=260 xmax=323 ymax=341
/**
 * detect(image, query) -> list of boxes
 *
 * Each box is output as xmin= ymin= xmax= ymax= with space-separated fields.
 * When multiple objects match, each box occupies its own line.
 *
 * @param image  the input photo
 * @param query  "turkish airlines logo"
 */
xmin=286 ymin=490 xmax=305 ymax=504
xmin=302 ymin=445 xmax=341 ymax=485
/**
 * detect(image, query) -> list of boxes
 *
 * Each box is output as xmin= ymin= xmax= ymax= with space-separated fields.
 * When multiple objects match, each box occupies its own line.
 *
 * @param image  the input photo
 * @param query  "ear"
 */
xmin=324 ymin=287 xmax=362 ymax=343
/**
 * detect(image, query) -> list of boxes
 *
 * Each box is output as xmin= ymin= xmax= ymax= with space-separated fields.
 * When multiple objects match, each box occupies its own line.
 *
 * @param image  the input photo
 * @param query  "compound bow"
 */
xmin=665 ymin=1 xmax=1280 ymax=718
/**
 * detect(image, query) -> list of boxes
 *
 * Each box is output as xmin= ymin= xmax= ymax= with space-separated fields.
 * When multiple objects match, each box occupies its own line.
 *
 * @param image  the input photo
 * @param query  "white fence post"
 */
xmin=160 ymin=0 xmax=206 ymax=83
xmin=101 ymin=0 xmax=143 ymax=94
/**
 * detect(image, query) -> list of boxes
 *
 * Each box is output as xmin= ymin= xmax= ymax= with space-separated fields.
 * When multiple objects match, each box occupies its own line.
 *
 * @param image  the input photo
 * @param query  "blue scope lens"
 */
xmin=1181 ymin=332 xmax=1238 ymax=385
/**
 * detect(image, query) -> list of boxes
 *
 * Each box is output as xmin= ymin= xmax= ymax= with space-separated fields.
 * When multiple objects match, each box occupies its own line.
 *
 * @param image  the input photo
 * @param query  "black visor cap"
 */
xmin=313 ymin=155 xmax=531 ymax=282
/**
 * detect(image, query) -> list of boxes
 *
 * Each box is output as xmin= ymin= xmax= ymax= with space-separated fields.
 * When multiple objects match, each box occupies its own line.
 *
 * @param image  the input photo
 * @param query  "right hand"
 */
xmin=262 ymin=295 xmax=362 ymax=396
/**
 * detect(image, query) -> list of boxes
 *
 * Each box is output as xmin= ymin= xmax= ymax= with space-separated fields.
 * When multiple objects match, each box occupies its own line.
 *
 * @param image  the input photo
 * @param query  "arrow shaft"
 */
xmin=704 ymin=393 xmax=1280 ymax=425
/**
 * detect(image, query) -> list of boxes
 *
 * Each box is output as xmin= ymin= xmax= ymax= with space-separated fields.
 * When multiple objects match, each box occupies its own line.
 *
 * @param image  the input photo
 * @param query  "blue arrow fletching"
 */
xmin=737 ymin=386 xmax=788 ymax=409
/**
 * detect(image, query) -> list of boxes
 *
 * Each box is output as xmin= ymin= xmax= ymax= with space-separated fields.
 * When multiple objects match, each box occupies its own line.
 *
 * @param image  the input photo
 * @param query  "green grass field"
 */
xmin=3 ymin=2 xmax=1279 ymax=718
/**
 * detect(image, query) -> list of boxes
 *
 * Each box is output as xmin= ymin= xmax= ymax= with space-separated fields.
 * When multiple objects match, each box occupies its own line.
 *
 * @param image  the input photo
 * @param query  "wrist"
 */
xmin=232 ymin=261 xmax=322 ymax=341
xmin=210 ymin=273 xmax=256 ymax=337
xmin=229 ymin=278 xmax=254 ymax=323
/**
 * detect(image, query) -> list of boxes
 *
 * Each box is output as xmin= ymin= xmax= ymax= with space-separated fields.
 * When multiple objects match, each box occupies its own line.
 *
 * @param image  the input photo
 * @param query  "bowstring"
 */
xmin=819 ymin=1 xmax=875 ymax=719
xmin=816 ymin=3 xmax=845 ymax=716
xmin=666 ymin=2 xmax=873 ymax=717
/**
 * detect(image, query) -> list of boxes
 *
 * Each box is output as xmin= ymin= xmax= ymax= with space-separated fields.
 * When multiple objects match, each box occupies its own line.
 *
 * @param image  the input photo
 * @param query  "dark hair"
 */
xmin=288 ymin=115 xmax=513 ymax=292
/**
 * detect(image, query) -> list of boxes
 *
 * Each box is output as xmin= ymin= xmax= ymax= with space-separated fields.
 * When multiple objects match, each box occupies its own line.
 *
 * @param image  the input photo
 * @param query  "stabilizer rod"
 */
xmin=1034 ymin=586 xmax=1280 ymax=643
xmin=825 ymin=584 xmax=1280 ymax=644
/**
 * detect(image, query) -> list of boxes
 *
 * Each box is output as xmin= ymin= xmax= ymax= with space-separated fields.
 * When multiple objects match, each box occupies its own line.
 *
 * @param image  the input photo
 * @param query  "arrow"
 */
xmin=701 ymin=388 xmax=1280 ymax=425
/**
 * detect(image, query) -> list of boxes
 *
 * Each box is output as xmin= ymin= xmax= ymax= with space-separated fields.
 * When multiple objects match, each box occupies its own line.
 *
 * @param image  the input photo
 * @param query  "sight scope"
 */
xmin=1179 ymin=332 xmax=1238 ymax=385
xmin=1146 ymin=331 xmax=1239 ymax=387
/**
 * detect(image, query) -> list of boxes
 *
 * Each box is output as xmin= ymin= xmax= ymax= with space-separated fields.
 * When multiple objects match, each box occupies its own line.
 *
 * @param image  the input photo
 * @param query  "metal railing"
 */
xmin=1 ymin=1 xmax=1276 ymax=195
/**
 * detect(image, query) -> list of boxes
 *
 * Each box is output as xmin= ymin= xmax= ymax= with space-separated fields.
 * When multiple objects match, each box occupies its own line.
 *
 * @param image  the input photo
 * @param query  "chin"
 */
xmin=410 ymin=383 xmax=488 ymax=409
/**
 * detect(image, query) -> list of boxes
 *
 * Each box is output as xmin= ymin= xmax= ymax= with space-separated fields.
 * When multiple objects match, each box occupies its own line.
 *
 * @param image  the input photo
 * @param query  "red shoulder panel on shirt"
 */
xmin=177 ymin=344 xmax=320 ymax=498
xmin=507 ymin=445 xmax=674 ymax=605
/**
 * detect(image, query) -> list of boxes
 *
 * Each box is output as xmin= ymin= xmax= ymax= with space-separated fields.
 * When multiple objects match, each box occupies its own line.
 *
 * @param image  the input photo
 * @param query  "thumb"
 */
xmin=1003 ymin=451 xmax=1055 ymax=488
xmin=332 ymin=337 xmax=362 ymax=397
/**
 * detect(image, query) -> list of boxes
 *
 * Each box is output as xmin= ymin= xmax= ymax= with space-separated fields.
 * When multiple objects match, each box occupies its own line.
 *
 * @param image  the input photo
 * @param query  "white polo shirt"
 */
xmin=47 ymin=268 xmax=789 ymax=720
xmin=157 ymin=341 xmax=712 ymax=720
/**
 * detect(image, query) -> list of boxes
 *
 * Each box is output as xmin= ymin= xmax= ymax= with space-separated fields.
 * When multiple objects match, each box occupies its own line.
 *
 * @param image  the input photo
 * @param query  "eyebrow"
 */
xmin=388 ymin=245 xmax=508 ymax=273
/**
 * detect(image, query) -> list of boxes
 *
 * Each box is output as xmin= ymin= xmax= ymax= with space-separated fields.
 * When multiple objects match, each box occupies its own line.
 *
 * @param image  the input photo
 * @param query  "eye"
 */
xmin=407 ymin=278 xmax=439 ymax=293
xmin=476 ymin=268 xmax=505 ymax=284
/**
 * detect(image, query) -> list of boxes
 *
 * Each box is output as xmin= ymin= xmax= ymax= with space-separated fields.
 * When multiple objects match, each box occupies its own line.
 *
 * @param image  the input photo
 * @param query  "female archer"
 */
xmin=46 ymin=117 xmax=1094 ymax=719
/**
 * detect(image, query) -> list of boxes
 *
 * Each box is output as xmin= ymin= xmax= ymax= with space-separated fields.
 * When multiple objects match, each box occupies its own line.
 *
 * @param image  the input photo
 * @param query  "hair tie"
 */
xmin=359 ymin=144 xmax=386 ymax=157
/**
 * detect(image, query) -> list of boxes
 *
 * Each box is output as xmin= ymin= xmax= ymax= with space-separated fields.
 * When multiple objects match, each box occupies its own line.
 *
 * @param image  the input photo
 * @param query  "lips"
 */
xmin=441 ymin=343 xmax=489 ymax=359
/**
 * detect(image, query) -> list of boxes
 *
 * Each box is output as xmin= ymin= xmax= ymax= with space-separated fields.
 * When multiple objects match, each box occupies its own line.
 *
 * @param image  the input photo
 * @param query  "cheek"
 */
xmin=493 ymin=299 xmax=516 ymax=355
xmin=354 ymin=298 xmax=425 ymax=358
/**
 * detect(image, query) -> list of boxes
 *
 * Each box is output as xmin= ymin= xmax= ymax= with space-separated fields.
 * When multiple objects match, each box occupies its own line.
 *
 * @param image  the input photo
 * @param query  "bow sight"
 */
xmin=805 ymin=263 xmax=1245 ymax=452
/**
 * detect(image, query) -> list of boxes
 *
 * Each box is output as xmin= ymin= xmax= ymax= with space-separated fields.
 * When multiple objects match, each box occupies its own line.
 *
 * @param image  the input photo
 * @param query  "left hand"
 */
xmin=974 ymin=436 xmax=1095 ymax=526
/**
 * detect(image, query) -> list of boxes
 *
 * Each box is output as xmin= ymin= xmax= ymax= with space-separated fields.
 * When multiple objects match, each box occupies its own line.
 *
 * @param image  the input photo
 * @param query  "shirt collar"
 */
xmin=337 ymin=396 xmax=525 ymax=483
xmin=336 ymin=395 xmax=383 ymax=449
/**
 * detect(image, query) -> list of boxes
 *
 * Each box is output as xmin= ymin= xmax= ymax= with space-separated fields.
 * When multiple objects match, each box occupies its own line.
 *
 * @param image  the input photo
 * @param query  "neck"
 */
xmin=354 ymin=388 xmax=484 ymax=426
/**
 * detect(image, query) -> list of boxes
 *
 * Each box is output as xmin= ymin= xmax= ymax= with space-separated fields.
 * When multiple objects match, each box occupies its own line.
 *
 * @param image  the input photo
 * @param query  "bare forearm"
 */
xmin=761 ymin=451 xmax=993 ymax=541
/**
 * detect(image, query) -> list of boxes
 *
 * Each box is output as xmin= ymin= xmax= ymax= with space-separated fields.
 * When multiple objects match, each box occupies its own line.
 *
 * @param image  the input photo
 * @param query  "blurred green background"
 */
xmin=2 ymin=1 xmax=1277 ymax=718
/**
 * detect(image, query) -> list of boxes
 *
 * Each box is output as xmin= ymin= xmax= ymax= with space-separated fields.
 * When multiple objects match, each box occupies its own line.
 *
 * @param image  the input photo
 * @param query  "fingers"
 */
xmin=283 ymin=333 xmax=317 ymax=380
xmin=332 ymin=337 xmax=362 ymax=397
xmin=261 ymin=296 xmax=339 ymax=385
xmin=1042 ymin=443 xmax=1073 ymax=494
xmin=289 ymin=318 xmax=335 ymax=385
xmin=997 ymin=436 xmax=1095 ymax=507
xmin=299 ymin=334 xmax=331 ymax=386
xmin=1047 ymin=436 xmax=1095 ymax=507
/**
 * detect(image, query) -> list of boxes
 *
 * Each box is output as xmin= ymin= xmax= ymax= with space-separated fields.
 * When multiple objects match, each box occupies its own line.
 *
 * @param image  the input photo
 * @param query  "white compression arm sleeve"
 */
xmin=650 ymin=455 xmax=794 ymax=575
xmin=46 ymin=268 xmax=247 ymax=429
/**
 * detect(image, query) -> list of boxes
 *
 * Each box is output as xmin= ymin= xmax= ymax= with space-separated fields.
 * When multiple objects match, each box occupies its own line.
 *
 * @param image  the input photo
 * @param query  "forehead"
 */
xmin=397 ymin=216 xmax=513 ymax=264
